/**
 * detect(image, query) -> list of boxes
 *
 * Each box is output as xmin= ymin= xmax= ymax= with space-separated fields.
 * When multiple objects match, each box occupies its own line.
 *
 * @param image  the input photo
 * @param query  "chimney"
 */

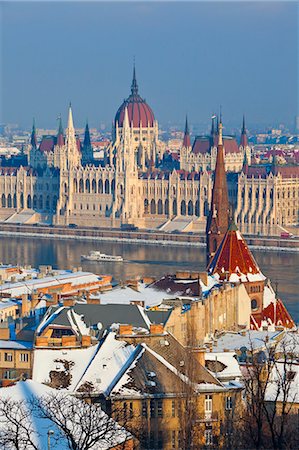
xmin=192 ymin=347 xmax=206 ymax=367
xmin=130 ymin=300 xmax=145 ymax=307
xmin=150 ymin=324 xmax=164 ymax=335
xmin=118 ymin=324 xmax=133 ymax=336
xmin=64 ymin=298 xmax=75 ymax=307
xmin=21 ymin=294 xmax=30 ymax=317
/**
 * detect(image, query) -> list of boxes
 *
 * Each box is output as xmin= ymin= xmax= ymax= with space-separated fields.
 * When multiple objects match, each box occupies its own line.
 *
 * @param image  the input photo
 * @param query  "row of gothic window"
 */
xmin=1 ymin=193 xmax=57 ymax=211
xmin=144 ymin=199 xmax=209 ymax=217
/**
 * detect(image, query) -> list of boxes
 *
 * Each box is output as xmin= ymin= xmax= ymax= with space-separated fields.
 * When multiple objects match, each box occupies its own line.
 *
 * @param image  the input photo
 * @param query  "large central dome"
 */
xmin=115 ymin=67 xmax=155 ymax=128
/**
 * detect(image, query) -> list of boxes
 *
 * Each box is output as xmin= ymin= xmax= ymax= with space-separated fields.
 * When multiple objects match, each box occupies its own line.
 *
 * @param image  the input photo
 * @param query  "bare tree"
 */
xmin=33 ymin=392 xmax=132 ymax=450
xmin=239 ymin=332 xmax=299 ymax=450
xmin=0 ymin=397 xmax=40 ymax=450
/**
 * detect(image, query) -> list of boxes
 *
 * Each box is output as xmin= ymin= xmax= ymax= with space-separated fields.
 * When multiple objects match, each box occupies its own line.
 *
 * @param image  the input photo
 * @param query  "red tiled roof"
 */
xmin=251 ymin=299 xmax=295 ymax=330
xmin=192 ymin=136 xmax=240 ymax=155
xmin=272 ymin=165 xmax=299 ymax=178
xmin=208 ymin=222 xmax=263 ymax=281
xmin=115 ymin=94 xmax=155 ymax=128
xmin=39 ymin=136 xmax=56 ymax=153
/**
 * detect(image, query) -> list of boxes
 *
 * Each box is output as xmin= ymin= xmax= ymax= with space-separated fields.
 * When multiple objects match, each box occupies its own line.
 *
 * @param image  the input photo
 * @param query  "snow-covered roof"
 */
xmin=265 ymin=360 xmax=299 ymax=405
xmin=212 ymin=330 xmax=283 ymax=352
xmin=0 ymin=299 xmax=18 ymax=310
xmin=33 ymin=344 xmax=100 ymax=390
xmin=205 ymin=352 xmax=242 ymax=380
xmin=0 ymin=339 xmax=33 ymax=350
xmin=0 ymin=379 xmax=132 ymax=449
xmin=0 ymin=271 xmax=104 ymax=297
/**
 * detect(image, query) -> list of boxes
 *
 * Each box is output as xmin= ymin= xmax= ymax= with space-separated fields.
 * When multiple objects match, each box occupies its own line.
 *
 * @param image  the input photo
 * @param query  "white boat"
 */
xmin=81 ymin=251 xmax=123 ymax=262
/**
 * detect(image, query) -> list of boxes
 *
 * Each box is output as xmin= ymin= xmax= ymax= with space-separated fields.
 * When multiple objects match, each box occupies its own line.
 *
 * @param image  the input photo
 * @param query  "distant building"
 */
xmin=0 ymin=67 xmax=297 ymax=235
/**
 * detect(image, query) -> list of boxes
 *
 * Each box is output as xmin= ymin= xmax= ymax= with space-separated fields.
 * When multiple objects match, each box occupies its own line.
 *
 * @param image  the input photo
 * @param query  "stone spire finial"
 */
xmin=67 ymin=103 xmax=74 ymax=131
xmin=182 ymin=115 xmax=191 ymax=148
xmin=30 ymin=118 xmax=37 ymax=148
xmin=131 ymin=61 xmax=138 ymax=96
xmin=83 ymin=121 xmax=91 ymax=147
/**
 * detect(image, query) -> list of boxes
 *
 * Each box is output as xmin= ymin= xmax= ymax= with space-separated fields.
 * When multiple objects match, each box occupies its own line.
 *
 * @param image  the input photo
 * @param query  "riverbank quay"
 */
xmin=0 ymin=224 xmax=298 ymax=251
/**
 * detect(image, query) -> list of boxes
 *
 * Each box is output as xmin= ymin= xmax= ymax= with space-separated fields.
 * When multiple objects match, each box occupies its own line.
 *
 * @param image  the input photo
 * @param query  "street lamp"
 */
xmin=47 ymin=429 xmax=54 ymax=450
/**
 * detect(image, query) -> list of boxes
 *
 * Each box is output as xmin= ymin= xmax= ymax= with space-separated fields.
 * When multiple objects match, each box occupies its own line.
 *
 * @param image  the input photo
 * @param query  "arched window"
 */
xmin=39 ymin=195 xmax=43 ymax=210
xmin=150 ymin=199 xmax=156 ymax=214
xmin=46 ymin=195 xmax=50 ymax=210
xmin=251 ymin=299 xmax=258 ymax=310
xmin=79 ymin=179 xmax=84 ymax=193
xmin=1 ymin=194 xmax=6 ymax=208
xmin=33 ymin=195 xmax=37 ymax=209
xmin=173 ymin=199 xmax=177 ymax=215
xmin=98 ymin=179 xmax=103 ymax=194
xmin=195 ymin=200 xmax=200 ymax=217
xmin=165 ymin=199 xmax=169 ymax=215
xmin=181 ymin=200 xmax=186 ymax=216
xmin=53 ymin=196 xmax=58 ymax=212
xmin=188 ymin=200 xmax=193 ymax=216
xmin=85 ymin=179 xmax=90 ymax=193
xmin=20 ymin=193 xmax=24 ymax=209
xmin=111 ymin=179 xmax=115 ymax=194
xmin=157 ymin=199 xmax=163 ymax=214
xmin=144 ymin=199 xmax=149 ymax=214
xmin=13 ymin=194 xmax=17 ymax=208
xmin=92 ymin=179 xmax=96 ymax=193
xmin=7 ymin=194 xmax=12 ymax=208
xmin=204 ymin=200 xmax=209 ymax=217
xmin=74 ymin=179 xmax=78 ymax=192
xmin=105 ymin=179 xmax=110 ymax=194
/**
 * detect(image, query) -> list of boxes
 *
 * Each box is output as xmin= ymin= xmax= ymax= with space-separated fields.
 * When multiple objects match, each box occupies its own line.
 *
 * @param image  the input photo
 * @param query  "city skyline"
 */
xmin=0 ymin=1 xmax=298 ymax=129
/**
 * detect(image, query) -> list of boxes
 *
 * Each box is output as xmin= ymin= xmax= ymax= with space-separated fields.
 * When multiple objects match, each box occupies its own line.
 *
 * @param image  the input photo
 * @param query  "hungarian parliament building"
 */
xmin=0 ymin=69 xmax=298 ymax=234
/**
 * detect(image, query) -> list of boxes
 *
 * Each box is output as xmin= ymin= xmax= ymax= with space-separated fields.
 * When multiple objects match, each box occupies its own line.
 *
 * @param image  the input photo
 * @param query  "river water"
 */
xmin=0 ymin=236 xmax=298 ymax=323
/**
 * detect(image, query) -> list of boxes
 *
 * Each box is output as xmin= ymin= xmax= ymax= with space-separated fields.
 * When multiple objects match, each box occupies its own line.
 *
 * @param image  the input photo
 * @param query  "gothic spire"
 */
xmin=67 ymin=103 xmax=74 ymax=131
xmin=182 ymin=115 xmax=191 ymax=148
xmin=83 ymin=121 xmax=91 ymax=147
xmin=206 ymin=118 xmax=230 ymax=265
xmin=57 ymin=114 xmax=64 ymax=147
xmin=131 ymin=63 xmax=138 ymax=96
xmin=30 ymin=118 xmax=37 ymax=148
xmin=240 ymin=114 xmax=248 ymax=147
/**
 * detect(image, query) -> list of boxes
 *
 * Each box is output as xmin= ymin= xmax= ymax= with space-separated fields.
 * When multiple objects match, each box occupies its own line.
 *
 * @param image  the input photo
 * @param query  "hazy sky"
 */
xmin=0 ymin=1 xmax=298 ymax=130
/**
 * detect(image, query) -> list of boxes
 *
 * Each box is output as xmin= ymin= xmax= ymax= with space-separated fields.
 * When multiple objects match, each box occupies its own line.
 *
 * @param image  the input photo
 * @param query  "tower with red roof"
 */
xmin=206 ymin=121 xmax=230 ymax=265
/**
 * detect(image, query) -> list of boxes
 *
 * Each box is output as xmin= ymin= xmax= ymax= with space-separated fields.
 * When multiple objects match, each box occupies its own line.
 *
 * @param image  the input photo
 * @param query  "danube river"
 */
xmin=0 ymin=236 xmax=298 ymax=323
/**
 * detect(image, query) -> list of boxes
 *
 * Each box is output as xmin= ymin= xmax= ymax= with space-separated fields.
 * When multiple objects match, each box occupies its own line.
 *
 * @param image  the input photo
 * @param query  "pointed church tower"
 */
xmin=65 ymin=104 xmax=81 ymax=169
xmin=182 ymin=115 xmax=191 ymax=148
xmin=240 ymin=115 xmax=248 ymax=148
xmin=30 ymin=118 xmax=37 ymax=148
xmin=57 ymin=115 xmax=64 ymax=147
xmin=82 ymin=121 xmax=94 ymax=165
xmin=206 ymin=120 xmax=230 ymax=265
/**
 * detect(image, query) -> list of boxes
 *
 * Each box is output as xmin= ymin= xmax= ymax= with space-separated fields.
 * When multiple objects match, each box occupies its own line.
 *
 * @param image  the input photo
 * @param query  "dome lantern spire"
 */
xmin=131 ymin=62 xmax=138 ymax=96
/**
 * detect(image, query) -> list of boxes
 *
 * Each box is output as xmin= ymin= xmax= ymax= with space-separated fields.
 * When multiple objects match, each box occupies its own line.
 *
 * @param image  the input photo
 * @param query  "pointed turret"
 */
xmin=30 ymin=118 xmax=37 ymax=148
xmin=206 ymin=120 xmax=230 ymax=265
xmin=82 ymin=121 xmax=93 ymax=165
xmin=65 ymin=103 xmax=81 ymax=168
xmin=131 ymin=63 xmax=138 ymax=96
xmin=182 ymin=115 xmax=191 ymax=148
xmin=67 ymin=103 xmax=74 ymax=132
xmin=57 ymin=115 xmax=64 ymax=147
xmin=83 ymin=121 xmax=91 ymax=147
xmin=240 ymin=115 xmax=248 ymax=147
